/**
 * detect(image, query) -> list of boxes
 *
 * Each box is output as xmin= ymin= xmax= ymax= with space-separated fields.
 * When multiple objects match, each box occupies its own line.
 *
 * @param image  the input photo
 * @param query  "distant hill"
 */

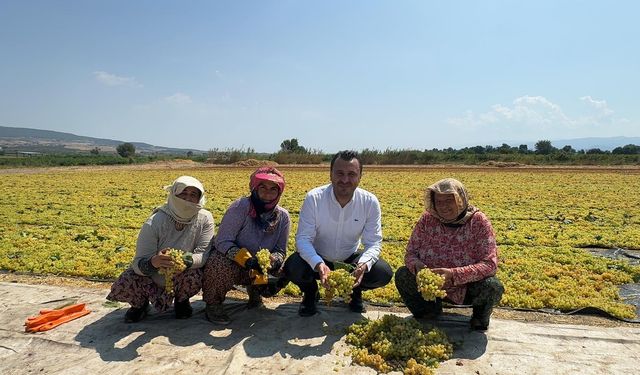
xmin=0 ymin=126 xmax=204 ymax=154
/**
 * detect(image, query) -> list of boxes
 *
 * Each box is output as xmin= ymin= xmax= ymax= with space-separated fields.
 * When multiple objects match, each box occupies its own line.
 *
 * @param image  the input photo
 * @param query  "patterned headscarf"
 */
xmin=248 ymin=167 xmax=285 ymax=216
xmin=156 ymin=176 xmax=205 ymax=224
xmin=425 ymin=178 xmax=478 ymax=225
xmin=246 ymin=167 xmax=285 ymax=233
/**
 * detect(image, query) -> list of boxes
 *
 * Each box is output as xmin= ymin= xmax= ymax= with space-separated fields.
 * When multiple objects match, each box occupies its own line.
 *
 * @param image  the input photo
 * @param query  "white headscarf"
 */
xmin=156 ymin=176 xmax=206 ymax=224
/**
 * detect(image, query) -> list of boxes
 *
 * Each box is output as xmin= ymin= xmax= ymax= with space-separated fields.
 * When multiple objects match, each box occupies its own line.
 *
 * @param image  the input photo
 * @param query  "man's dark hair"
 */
xmin=330 ymin=150 xmax=363 ymax=174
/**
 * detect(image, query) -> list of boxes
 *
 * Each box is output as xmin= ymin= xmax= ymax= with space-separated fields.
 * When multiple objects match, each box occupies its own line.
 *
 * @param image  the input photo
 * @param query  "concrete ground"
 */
xmin=1 ymin=281 xmax=639 ymax=375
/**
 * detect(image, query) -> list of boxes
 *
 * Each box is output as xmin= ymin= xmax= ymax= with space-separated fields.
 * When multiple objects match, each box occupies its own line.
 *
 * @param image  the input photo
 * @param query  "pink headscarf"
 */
xmin=248 ymin=167 xmax=286 ymax=218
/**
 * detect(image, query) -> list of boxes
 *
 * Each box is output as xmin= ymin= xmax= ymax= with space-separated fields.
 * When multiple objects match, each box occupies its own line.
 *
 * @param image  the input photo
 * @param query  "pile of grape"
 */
xmin=416 ymin=268 xmax=447 ymax=301
xmin=158 ymin=248 xmax=186 ymax=295
xmin=346 ymin=314 xmax=452 ymax=374
xmin=256 ymin=248 xmax=271 ymax=275
xmin=323 ymin=268 xmax=355 ymax=305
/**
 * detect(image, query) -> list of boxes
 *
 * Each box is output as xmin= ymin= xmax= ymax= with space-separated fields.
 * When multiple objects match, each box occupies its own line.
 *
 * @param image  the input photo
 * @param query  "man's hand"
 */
xmin=351 ymin=263 xmax=368 ymax=288
xmin=151 ymin=248 xmax=174 ymax=269
xmin=315 ymin=262 xmax=331 ymax=288
xmin=431 ymin=268 xmax=453 ymax=288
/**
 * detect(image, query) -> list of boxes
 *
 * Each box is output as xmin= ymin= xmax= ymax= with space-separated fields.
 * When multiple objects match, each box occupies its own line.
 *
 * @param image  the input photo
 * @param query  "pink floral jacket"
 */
xmin=404 ymin=211 xmax=498 ymax=304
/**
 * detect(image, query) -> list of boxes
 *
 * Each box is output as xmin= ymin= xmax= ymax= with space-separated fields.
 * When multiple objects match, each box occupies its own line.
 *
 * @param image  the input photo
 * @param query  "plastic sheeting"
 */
xmin=587 ymin=247 xmax=640 ymax=322
xmin=2 ymin=282 xmax=640 ymax=375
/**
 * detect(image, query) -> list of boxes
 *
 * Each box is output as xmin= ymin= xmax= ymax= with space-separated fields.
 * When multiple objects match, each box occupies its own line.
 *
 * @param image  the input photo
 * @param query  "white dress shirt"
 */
xmin=295 ymin=184 xmax=383 ymax=271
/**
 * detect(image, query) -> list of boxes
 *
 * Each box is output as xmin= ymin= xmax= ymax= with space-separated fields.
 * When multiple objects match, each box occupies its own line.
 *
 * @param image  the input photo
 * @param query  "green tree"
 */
xmin=498 ymin=143 xmax=516 ymax=154
xmin=612 ymin=144 xmax=640 ymax=154
xmin=586 ymin=148 xmax=605 ymax=154
xmin=90 ymin=147 xmax=100 ymax=155
xmin=535 ymin=140 xmax=555 ymax=155
xmin=116 ymin=142 xmax=136 ymax=158
xmin=280 ymin=138 xmax=308 ymax=153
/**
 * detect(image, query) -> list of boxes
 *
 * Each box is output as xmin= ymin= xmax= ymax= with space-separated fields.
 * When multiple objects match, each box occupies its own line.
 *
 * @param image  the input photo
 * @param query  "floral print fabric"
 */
xmin=404 ymin=211 xmax=498 ymax=304
xmin=107 ymin=268 xmax=203 ymax=311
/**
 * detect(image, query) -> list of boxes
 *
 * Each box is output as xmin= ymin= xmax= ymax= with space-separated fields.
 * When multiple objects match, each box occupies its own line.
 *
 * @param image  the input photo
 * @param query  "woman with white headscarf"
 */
xmin=395 ymin=178 xmax=504 ymax=331
xmin=107 ymin=176 xmax=215 ymax=323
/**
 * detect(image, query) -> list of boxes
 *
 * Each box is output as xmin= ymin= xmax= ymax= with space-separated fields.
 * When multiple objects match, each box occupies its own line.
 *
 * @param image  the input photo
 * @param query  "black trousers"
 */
xmin=283 ymin=251 xmax=393 ymax=294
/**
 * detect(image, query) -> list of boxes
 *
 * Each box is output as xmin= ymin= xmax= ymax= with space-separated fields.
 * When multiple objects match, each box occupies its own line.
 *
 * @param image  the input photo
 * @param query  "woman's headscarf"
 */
xmin=156 ymin=176 xmax=206 ymax=224
xmin=425 ymin=178 xmax=478 ymax=226
xmin=248 ymin=167 xmax=285 ymax=232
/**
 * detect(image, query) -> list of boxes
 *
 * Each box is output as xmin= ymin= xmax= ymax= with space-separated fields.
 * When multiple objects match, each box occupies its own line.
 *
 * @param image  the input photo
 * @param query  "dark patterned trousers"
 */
xmin=107 ymin=268 xmax=203 ymax=312
xmin=395 ymin=265 xmax=504 ymax=322
xmin=202 ymin=252 xmax=254 ymax=304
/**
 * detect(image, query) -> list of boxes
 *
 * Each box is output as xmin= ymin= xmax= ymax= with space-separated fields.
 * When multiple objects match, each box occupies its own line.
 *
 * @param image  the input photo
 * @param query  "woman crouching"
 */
xmin=107 ymin=176 xmax=214 ymax=322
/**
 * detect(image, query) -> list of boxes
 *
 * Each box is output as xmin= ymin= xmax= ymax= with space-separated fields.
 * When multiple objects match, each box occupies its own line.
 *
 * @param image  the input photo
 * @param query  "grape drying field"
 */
xmin=1 ymin=164 xmax=639 ymax=319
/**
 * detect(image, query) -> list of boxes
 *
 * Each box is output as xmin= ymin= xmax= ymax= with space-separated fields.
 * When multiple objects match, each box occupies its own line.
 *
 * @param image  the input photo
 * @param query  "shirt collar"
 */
xmin=328 ymin=184 xmax=355 ymax=208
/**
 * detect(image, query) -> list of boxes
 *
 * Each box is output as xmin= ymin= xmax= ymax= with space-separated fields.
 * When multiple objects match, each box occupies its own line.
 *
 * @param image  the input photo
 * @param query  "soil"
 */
xmin=2 ymin=272 xmax=637 ymax=328
xmin=2 ymin=160 xmax=640 ymax=175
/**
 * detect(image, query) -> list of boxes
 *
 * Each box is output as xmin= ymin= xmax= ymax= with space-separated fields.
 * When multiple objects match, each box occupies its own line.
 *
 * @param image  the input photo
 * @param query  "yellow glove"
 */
xmin=233 ymin=248 xmax=253 ymax=268
xmin=250 ymin=270 xmax=268 ymax=285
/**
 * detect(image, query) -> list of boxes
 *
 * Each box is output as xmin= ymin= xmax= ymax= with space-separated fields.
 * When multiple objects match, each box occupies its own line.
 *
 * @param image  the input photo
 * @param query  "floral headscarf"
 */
xmin=425 ymin=178 xmax=478 ymax=225
xmin=156 ymin=176 xmax=205 ymax=224
xmin=248 ymin=167 xmax=285 ymax=232
xmin=248 ymin=167 xmax=285 ymax=216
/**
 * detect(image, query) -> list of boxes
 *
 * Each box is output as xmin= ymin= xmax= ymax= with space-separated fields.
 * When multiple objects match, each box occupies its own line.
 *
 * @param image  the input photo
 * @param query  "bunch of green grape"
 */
xmin=345 ymin=314 xmax=452 ymax=374
xmin=416 ymin=268 xmax=447 ymax=301
xmin=158 ymin=248 xmax=186 ymax=295
xmin=256 ymin=248 xmax=271 ymax=275
xmin=404 ymin=359 xmax=434 ymax=375
xmin=323 ymin=268 xmax=355 ymax=305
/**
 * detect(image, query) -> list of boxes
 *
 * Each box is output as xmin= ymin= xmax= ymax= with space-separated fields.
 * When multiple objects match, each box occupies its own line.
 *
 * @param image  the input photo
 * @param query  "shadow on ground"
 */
xmin=75 ymin=298 xmax=364 ymax=362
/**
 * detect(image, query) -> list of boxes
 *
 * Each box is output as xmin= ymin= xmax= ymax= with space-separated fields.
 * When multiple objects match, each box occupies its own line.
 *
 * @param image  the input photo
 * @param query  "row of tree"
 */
xmin=506 ymin=140 xmax=640 ymax=155
xmin=4 ymin=139 xmax=638 ymax=167
xmin=94 ymin=139 xmax=640 ymax=160
xmin=201 ymin=138 xmax=640 ymax=166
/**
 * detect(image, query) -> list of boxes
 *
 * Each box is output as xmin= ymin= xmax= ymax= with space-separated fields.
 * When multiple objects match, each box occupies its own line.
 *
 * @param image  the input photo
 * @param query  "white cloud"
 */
xmin=580 ymin=96 xmax=614 ymax=118
xmin=448 ymin=95 xmax=574 ymax=129
xmin=93 ymin=71 xmax=142 ymax=87
xmin=446 ymin=95 xmax=630 ymax=135
xmin=164 ymin=92 xmax=192 ymax=104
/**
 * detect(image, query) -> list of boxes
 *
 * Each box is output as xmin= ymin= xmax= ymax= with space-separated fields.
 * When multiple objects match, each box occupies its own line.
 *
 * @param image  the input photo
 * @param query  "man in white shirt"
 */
xmin=283 ymin=150 xmax=393 ymax=316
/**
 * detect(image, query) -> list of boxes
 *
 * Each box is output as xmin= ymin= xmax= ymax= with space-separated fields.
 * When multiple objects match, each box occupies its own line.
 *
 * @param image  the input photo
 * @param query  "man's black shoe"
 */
xmin=125 ymin=301 xmax=149 ymax=323
xmin=349 ymin=288 xmax=366 ymax=313
xmin=174 ymin=299 xmax=193 ymax=319
xmin=298 ymin=291 xmax=318 ymax=317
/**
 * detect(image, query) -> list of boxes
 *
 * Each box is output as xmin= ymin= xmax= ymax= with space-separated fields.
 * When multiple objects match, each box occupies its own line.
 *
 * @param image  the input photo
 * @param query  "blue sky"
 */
xmin=1 ymin=1 xmax=638 ymax=152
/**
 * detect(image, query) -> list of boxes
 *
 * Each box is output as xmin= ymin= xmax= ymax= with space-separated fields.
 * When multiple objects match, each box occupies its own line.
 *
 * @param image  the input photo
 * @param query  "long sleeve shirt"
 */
xmin=296 ymin=184 xmax=383 ymax=271
xmin=215 ymin=197 xmax=290 ymax=260
xmin=132 ymin=209 xmax=215 ymax=286
xmin=404 ymin=210 xmax=498 ymax=304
